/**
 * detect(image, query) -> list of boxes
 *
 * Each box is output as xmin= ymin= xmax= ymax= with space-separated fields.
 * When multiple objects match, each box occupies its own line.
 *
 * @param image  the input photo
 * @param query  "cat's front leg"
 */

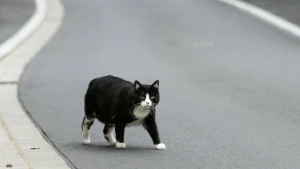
xmin=115 ymin=121 xmax=126 ymax=149
xmin=143 ymin=116 xmax=166 ymax=150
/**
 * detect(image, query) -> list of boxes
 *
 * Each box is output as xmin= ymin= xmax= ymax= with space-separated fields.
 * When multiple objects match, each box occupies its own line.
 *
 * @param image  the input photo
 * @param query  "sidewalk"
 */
xmin=0 ymin=85 xmax=47 ymax=169
xmin=242 ymin=0 xmax=300 ymax=26
xmin=0 ymin=2 xmax=35 ymax=167
xmin=0 ymin=0 xmax=70 ymax=168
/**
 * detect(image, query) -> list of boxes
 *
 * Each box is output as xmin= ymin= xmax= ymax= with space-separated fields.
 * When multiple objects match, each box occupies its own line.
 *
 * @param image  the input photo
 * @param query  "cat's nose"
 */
xmin=146 ymin=102 xmax=150 ymax=105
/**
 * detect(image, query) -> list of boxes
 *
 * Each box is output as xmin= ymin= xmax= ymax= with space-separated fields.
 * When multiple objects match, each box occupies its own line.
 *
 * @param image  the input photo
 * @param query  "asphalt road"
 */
xmin=0 ymin=0 xmax=34 ymax=44
xmin=19 ymin=0 xmax=300 ymax=169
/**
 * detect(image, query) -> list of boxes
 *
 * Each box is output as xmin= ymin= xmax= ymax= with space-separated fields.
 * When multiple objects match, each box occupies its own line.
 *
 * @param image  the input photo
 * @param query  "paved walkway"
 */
xmin=0 ymin=1 xmax=34 ymax=168
xmin=0 ymin=0 xmax=70 ymax=168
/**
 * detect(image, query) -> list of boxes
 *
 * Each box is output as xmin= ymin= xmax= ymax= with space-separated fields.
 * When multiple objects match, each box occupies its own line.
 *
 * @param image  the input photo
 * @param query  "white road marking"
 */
xmin=217 ymin=0 xmax=300 ymax=38
xmin=0 ymin=0 xmax=47 ymax=61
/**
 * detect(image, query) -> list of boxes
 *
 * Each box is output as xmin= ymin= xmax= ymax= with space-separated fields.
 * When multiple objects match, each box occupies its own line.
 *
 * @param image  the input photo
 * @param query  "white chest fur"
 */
xmin=127 ymin=106 xmax=150 ymax=126
xmin=133 ymin=106 xmax=150 ymax=118
xmin=126 ymin=118 xmax=145 ymax=126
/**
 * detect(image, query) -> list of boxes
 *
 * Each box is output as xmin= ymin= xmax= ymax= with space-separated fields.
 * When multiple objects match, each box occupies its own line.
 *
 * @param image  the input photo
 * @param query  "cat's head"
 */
xmin=133 ymin=80 xmax=160 ymax=107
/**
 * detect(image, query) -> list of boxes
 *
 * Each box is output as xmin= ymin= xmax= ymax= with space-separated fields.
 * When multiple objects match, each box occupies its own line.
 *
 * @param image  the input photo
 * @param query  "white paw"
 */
xmin=116 ymin=142 xmax=126 ymax=149
xmin=109 ymin=141 xmax=117 ymax=146
xmin=155 ymin=143 xmax=166 ymax=150
xmin=106 ymin=135 xmax=117 ymax=146
xmin=82 ymin=138 xmax=91 ymax=144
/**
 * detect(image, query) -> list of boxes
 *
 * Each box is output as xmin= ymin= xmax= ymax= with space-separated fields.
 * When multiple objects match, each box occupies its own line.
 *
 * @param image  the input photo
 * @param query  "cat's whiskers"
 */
xmin=150 ymin=106 xmax=156 ymax=112
xmin=150 ymin=103 xmax=157 ymax=111
xmin=154 ymin=105 xmax=162 ymax=115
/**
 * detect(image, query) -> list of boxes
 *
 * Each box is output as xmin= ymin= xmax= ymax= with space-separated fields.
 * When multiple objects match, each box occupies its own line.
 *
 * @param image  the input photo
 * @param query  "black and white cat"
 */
xmin=81 ymin=75 xmax=166 ymax=150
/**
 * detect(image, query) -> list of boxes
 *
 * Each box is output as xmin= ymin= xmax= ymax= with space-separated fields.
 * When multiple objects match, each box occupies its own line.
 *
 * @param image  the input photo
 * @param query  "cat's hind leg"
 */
xmin=103 ymin=124 xmax=117 ymax=146
xmin=82 ymin=90 xmax=97 ymax=144
xmin=82 ymin=94 xmax=96 ymax=144
xmin=82 ymin=116 xmax=94 ymax=144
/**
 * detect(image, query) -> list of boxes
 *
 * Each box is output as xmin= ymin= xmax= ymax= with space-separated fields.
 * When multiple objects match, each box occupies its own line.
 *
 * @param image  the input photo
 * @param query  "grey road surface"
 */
xmin=0 ymin=0 xmax=34 ymax=44
xmin=20 ymin=0 xmax=300 ymax=169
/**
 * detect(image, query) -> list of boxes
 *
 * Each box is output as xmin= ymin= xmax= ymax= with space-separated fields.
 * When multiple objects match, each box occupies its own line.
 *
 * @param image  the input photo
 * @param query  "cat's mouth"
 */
xmin=141 ymin=105 xmax=151 ymax=108
xmin=134 ymin=105 xmax=151 ymax=109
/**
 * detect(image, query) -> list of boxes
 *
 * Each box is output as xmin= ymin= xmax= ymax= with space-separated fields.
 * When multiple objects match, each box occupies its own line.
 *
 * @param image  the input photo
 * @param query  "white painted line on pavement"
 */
xmin=217 ymin=0 xmax=300 ymax=38
xmin=0 ymin=0 xmax=47 ymax=61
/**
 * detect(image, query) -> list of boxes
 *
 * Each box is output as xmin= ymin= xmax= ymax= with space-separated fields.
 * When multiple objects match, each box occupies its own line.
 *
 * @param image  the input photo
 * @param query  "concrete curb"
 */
xmin=0 ymin=0 xmax=71 ymax=168
xmin=217 ymin=0 xmax=300 ymax=39
xmin=0 ymin=0 xmax=47 ymax=61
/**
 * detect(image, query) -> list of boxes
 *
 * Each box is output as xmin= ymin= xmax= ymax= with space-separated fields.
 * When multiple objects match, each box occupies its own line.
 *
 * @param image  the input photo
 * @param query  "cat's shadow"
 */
xmin=64 ymin=142 xmax=157 ymax=154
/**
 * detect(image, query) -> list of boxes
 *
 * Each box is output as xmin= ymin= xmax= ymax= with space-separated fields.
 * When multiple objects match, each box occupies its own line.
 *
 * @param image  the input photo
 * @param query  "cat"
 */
xmin=81 ymin=75 xmax=166 ymax=150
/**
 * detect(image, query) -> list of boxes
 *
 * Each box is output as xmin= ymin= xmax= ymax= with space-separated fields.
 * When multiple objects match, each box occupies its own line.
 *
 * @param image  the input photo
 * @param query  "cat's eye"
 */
xmin=139 ymin=96 xmax=145 ymax=100
xmin=150 ymin=96 xmax=155 ymax=100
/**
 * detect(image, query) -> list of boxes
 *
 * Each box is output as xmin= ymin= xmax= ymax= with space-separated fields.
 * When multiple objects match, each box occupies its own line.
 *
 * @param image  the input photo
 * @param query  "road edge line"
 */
xmin=0 ymin=0 xmax=47 ymax=61
xmin=217 ymin=0 xmax=300 ymax=38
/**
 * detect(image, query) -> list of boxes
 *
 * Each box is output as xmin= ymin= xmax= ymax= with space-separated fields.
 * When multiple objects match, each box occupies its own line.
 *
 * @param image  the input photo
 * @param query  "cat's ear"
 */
xmin=134 ymin=80 xmax=142 ymax=90
xmin=151 ymin=80 xmax=159 ymax=89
